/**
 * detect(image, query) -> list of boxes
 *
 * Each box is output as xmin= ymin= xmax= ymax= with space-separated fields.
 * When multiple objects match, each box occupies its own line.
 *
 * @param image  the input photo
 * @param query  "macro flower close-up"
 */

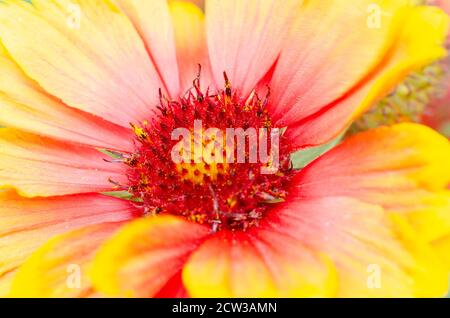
xmin=0 ymin=0 xmax=450 ymax=299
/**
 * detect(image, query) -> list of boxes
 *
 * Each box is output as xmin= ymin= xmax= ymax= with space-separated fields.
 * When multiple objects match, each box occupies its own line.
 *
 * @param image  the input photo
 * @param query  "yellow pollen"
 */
xmin=176 ymin=162 xmax=227 ymax=185
xmin=175 ymin=128 xmax=229 ymax=184
xmin=227 ymin=196 xmax=237 ymax=208
xmin=131 ymin=123 xmax=148 ymax=141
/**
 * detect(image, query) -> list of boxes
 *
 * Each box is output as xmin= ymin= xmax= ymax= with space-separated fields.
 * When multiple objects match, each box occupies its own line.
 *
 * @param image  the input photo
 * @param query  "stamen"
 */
xmin=125 ymin=71 xmax=293 ymax=231
xmin=208 ymin=184 xmax=222 ymax=232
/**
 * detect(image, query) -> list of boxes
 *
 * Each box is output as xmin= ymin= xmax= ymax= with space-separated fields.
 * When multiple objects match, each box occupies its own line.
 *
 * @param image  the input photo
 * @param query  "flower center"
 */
xmin=126 ymin=74 xmax=294 ymax=231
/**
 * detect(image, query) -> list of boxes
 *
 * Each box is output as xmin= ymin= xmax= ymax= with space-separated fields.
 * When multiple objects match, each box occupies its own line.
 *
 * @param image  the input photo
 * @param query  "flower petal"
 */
xmin=289 ymin=123 xmax=450 ymax=296
xmin=270 ymin=0 xmax=408 ymax=124
xmin=115 ymin=0 xmax=180 ymax=97
xmin=0 ymin=129 xmax=128 ymax=197
xmin=432 ymin=235 xmax=450 ymax=269
xmin=400 ymin=191 xmax=450 ymax=243
xmin=10 ymin=222 xmax=125 ymax=298
xmin=0 ymin=272 xmax=15 ymax=298
xmin=0 ymin=42 xmax=133 ymax=151
xmin=268 ymin=196 xmax=448 ymax=297
xmin=205 ymin=0 xmax=301 ymax=96
xmin=91 ymin=216 xmax=210 ymax=297
xmin=0 ymin=191 xmax=140 ymax=296
xmin=170 ymin=1 xmax=214 ymax=92
xmin=0 ymin=0 xmax=163 ymax=128
xmin=296 ymin=123 xmax=450 ymax=243
xmin=435 ymin=0 xmax=450 ymax=15
xmin=280 ymin=4 xmax=449 ymax=148
xmin=182 ymin=230 xmax=337 ymax=298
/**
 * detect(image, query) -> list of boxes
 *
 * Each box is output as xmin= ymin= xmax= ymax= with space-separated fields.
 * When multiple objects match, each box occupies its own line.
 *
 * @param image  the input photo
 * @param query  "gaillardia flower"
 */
xmin=0 ymin=0 xmax=449 ymax=298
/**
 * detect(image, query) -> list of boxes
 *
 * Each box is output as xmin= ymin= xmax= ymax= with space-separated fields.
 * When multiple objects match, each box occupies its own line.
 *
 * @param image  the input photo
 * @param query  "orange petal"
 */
xmin=270 ymin=0 xmax=409 ymax=124
xmin=115 ymin=0 xmax=180 ymax=97
xmin=91 ymin=216 xmax=210 ymax=297
xmin=0 ymin=0 xmax=163 ymax=128
xmin=170 ymin=1 xmax=214 ymax=92
xmin=280 ymin=4 xmax=449 ymax=148
xmin=0 ymin=191 xmax=140 ymax=296
xmin=296 ymin=124 xmax=450 ymax=242
xmin=268 ymin=196 xmax=448 ymax=297
xmin=0 ymin=42 xmax=133 ymax=151
xmin=183 ymin=230 xmax=337 ymax=298
xmin=205 ymin=0 xmax=301 ymax=96
xmin=10 ymin=222 xmax=125 ymax=298
xmin=0 ymin=129 xmax=128 ymax=197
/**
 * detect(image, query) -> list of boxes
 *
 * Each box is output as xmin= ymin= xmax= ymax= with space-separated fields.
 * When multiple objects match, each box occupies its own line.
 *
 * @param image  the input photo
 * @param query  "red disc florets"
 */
xmin=125 ymin=74 xmax=293 ymax=231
